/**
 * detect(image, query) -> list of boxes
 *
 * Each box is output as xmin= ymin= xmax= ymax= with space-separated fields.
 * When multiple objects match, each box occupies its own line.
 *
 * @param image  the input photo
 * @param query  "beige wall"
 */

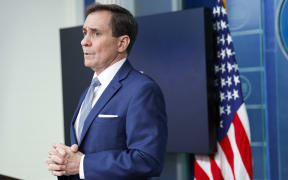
xmin=0 ymin=0 xmax=83 ymax=179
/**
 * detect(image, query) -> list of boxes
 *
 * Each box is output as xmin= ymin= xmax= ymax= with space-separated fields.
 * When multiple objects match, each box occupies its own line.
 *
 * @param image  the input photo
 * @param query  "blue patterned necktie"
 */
xmin=78 ymin=77 xmax=101 ymax=141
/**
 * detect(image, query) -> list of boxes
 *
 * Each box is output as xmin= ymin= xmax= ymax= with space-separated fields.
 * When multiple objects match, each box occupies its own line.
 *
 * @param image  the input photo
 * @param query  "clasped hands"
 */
xmin=46 ymin=143 xmax=83 ymax=176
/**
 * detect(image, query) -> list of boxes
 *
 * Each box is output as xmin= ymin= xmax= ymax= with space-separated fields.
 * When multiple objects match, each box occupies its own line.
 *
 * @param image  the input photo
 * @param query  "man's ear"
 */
xmin=117 ymin=35 xmax=130 ymax=53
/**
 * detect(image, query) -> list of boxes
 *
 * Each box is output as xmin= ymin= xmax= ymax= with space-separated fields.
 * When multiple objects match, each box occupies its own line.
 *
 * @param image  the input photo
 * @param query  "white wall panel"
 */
xmin=0 ymin=0 xmax=83 ymax=179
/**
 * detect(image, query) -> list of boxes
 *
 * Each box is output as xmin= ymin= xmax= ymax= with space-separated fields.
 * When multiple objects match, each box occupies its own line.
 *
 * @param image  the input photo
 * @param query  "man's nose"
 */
xmin=81 ymin=36 xmax=91 ymax=46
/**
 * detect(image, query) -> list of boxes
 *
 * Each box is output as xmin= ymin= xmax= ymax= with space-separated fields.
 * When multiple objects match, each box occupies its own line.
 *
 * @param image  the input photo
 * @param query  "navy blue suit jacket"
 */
xmin=59 ymin=60 xmax=167 ymax=180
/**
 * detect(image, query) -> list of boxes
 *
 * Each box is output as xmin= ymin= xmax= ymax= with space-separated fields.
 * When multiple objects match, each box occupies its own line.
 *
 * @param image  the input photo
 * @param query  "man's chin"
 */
xmin=84 ymin=60 xmax=93 ymax=68
xmin=84 ymin=62 xmax=99 ymax=71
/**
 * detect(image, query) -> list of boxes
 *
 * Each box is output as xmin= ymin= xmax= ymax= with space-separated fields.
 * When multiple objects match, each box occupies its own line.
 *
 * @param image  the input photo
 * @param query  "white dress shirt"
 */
xmin=74 ymin=58 xmax=126 ymax=179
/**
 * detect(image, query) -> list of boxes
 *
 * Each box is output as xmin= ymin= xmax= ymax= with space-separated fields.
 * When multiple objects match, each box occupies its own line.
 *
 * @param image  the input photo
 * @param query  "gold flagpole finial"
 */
xmin=222 ymin=0 xmax=227 ymax=9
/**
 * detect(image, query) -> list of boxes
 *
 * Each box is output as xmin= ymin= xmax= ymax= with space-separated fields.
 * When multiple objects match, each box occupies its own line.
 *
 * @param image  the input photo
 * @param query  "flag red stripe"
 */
xmin=194 ymin=160 xmax=210 ymax=180
xmin=219 ymin=135 xmax=236 ymax=180
xmin=233 ymin=113 xmax=253 ymax=179
xmin=210 ymin=155 xmax=224 ymax=180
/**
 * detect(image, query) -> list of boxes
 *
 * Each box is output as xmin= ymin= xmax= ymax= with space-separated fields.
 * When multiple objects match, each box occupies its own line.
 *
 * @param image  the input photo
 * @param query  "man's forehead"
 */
xmin=82 ymin=26 xmax=99 ymax=31
xmin=83 ymin=11 xmax=112 ymax=29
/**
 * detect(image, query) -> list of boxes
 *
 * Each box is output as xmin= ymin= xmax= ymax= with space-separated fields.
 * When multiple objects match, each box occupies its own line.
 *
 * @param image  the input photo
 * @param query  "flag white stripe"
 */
xmin=237 ymin=104 xmax=251 ymax=141
xmin=227 ymin=122 xmax=251 ymax=180
xmin=214 ymin=143 xmax=221 ymax=168
xmin=216 ymin=143 xmax=235 ymax=180
xmin=195 ymin=155 xmax=214 ymax=179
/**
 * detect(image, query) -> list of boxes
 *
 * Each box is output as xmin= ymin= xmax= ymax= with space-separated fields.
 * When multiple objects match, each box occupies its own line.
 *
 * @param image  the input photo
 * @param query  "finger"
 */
xmin=50 ymin=155 xmax=67 ymax=164
xmin=53 ymin=143 xmax=65 ymax=148
xmin=46 ymin=158 xmax=57 ymax=165
xmin=51 ymin=170 xmax=66 ymax=176
xmin=56 ymin=146 xmax=67 ymax=157
xmin=52 ymin=143 xmax=65 ymax=151
xmin=45 ymin=157 xmax=54 ymax=165
xmin=48 ymin=163 xmax=66 ymax=171
xmin=48 ymin=148 xmax=59 ymax=156
xmin=48 ymin=150 xmax=66 ymax=161
xmin=70 ymin=144 xmax=78 ymax=152
xmin=53 ymin=143 xmax=69 ymax=153
xmin=50 ymin=146 xmax=67 ymax=159
xmin=52 ymin=143 xmax=59 ymax=149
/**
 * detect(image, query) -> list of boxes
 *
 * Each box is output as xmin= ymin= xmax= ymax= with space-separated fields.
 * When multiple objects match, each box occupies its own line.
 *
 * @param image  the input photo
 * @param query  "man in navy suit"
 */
xmin=46 ymin=3 xmax=167 ymax=180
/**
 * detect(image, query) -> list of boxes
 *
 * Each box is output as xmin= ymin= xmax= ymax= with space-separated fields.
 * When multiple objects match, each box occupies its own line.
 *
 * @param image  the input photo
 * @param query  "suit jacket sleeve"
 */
xmin=83 ymin=82 xmax=168 ymax=180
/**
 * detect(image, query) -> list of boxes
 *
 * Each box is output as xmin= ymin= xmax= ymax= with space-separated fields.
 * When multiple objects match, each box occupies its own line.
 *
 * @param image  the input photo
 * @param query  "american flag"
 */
xmin=194 ymin=0 xmax=253 ymax=179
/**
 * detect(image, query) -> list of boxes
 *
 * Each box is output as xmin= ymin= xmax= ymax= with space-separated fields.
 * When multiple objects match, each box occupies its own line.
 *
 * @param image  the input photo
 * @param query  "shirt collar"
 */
xmin=92 ymin=58 xmax=126 ymax=86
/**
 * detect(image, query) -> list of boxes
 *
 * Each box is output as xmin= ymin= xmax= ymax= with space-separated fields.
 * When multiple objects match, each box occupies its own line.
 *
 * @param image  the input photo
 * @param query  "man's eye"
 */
xmin=95 ymin=32 xmax=101 ymax=36
xmin=83 ymin=32 xmax=87 ymax=36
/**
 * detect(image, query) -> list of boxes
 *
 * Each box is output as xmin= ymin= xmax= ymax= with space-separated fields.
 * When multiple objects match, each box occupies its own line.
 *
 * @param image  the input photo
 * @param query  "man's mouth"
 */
xmin=84 ymin=52 xmax=93 ymax=56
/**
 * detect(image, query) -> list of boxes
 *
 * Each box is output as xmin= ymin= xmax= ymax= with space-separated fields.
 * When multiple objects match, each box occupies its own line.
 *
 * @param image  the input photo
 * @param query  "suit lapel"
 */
xmin=78 ymin=60 xmax=133 ymax=146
